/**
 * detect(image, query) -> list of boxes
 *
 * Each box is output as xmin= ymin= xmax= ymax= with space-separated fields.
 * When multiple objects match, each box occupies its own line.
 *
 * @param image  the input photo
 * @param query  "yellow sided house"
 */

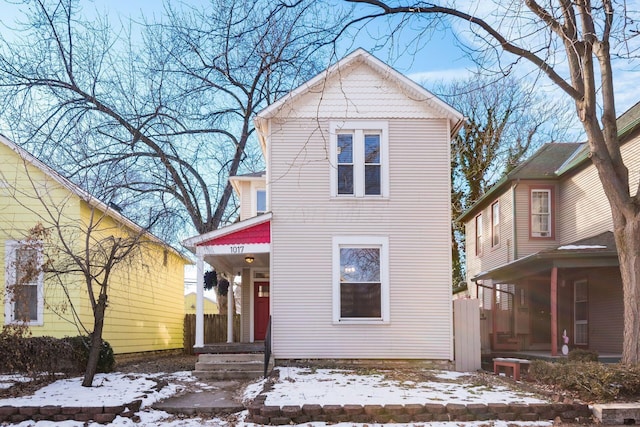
xmin=0 ymin=134 xmax=190 ymax=354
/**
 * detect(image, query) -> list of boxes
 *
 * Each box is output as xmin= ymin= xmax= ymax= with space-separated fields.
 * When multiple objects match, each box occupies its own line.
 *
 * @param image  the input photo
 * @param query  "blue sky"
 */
xmin=1 ymin=0 xmax=637 ymax=119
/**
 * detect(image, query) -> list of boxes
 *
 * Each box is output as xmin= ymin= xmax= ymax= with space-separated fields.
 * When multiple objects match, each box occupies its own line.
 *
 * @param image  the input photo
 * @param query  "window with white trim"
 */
xmin=475 ymin=214 xmax=483 ymax=256
xmin=531 ymin=189 xmax=552 ymax=237
xmin=574 ymin=279 xmax=588 ymax=345
xmin=256 ymin=189 xmax=266 ymax=215
xmin=4 ymin=240 xmax=44 ymax=325
xmin=491 ymin=201 xmax=500 ymax=247
xmin=332 ymin=236 xmax=389 ymax=323
xmin=331 ymin=121 xmax=388 ymax=198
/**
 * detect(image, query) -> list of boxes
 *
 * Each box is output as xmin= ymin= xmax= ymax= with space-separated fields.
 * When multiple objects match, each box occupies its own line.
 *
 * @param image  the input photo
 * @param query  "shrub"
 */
xmin=529 ymin=359 xmax=640 ymax=402
xmin=0 ymin=325 xmax=76 ymax=377
xmin=65 ymin=335 xmax=116 ymax=373
xmin=0 ymin=327 xmax=115 ymax=376
xmin=568 ymin=348 xmax=599 ymax=362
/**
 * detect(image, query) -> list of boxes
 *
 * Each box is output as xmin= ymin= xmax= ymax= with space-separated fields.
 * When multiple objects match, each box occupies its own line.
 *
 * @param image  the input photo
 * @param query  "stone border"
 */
xmin=0 ymin=399 xmax=142 ymax=424
xmin=245 ymin=396 xmax=594 ymax=425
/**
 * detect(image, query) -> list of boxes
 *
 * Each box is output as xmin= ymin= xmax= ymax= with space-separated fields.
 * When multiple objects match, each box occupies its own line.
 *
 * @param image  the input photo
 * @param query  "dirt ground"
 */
xmin=115 ymin=350 xmax=198 ymax=374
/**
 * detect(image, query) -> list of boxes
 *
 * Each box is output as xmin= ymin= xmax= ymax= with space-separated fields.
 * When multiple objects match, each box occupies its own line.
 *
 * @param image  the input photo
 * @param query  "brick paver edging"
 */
xmin=0 ymin=399 xmax=142 ymax=424
xmin=245 ymin=396 xmax=594 ymax=425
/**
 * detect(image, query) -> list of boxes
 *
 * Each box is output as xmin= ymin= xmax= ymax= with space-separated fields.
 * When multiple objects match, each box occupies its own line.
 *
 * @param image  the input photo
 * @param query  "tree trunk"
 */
xmin=82 ymin=294 xmax=107 ymax=387
xmin=615 ymin=219 xmax=640 ymax=364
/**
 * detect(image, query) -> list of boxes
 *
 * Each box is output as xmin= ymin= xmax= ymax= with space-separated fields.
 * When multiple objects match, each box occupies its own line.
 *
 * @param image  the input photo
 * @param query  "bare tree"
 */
xmin=0 ymin=0 xmax=341 ymax=242
xmin=346 ymin=0 xmax=640 ymax=362
xmin=437 ymin=76 xmax=575 ymax=287
xmin=0 ymin=153 xmax=158 ymax=386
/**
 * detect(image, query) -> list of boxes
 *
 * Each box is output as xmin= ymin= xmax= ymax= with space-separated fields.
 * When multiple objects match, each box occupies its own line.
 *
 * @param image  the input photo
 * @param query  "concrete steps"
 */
xmin=193 ymin=353 xmax=273 ymax=380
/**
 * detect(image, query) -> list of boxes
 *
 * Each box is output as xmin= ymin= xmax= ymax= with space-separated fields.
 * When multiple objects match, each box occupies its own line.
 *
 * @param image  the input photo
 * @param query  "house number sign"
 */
xmin=230 ymin=246 xmax=244 ymax=254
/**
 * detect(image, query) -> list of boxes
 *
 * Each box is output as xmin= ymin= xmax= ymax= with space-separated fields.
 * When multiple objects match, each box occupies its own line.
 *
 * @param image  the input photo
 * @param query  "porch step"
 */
xmin=193 ymin=353 xmax=273 ymax=380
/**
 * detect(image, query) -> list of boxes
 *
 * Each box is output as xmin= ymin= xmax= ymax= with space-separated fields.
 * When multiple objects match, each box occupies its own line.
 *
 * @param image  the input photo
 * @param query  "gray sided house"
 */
xmin=183 ymin=49 xmax=464 ymax=364
xmin=459 ymin=101 xmax=640 ymax=359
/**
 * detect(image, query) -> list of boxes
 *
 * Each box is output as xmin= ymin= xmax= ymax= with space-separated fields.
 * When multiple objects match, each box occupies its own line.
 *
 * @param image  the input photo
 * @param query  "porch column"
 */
xmin=227 ymin=281 xmax=234 ymax=343
xmin=550 ymin=266 xmax=558 ymax=356
xmin=195 ymin=250 xmax=205 ymax=348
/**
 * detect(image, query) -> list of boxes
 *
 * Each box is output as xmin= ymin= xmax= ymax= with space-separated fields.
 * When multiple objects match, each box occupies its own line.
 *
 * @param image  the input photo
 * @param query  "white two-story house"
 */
xmin=184 ymin=48 xmax=464 ymax=364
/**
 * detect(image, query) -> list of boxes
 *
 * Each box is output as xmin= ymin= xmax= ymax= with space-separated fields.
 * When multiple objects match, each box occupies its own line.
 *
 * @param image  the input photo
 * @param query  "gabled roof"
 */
xmin=457 ymin=142 xmax=583 ymax=223
xmin=472 ymin=231 xmax=618 ymax=283
xmin=0 ymin=134 xmax=189 ymax=262
xmin=182 ymin=212 xmax=272 ymax=250
xmin=254 ymin=48 xmax=464 ymax=136
xmin=458 ymin=100 xmax=640 ymax=225
xmin=229 ymin=171 xmax=266 ymax=195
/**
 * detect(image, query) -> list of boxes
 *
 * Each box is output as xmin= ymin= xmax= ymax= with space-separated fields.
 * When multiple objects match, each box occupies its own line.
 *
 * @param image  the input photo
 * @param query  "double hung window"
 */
xmin=475 ymin=214 xmax=483 ymax=256
xmin=4 ymin=240 xmax=44 ymax=325
xmin=491 ymin=201 xmax=500 ymax=247
xmin=333 ymin=236 xmax=389 ymax=323
xmin=531 ymin=188 xmax=553 ymax=237
xmin=574 ymin=280 xmax=588 ymax=345
xmin=331 ymin=121 xmax=388 ymax=198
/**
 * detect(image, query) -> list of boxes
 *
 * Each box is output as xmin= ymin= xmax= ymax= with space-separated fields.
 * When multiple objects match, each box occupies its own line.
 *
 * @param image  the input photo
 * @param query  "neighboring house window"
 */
xmin=531 ymin=188 xmax=553 ymax=237
xmin=4 ymin=240 xmax=44 ymax=325
xmin=495 ymin=283 xmax=514 ymax=311
xmin=574 ymin=279 xmax=588 ymax=345
xmin=491 ymin=201 xmax=500 ymax=247
xmin=475 ymin=214 xmax=483 ymax=256
xmin=332 ymin=236 xmax=389 ymax=323
xmin=256 ymin=189 xmax=267 ymax=215
xmin=331 ymin=121 xmax=388 ymax=198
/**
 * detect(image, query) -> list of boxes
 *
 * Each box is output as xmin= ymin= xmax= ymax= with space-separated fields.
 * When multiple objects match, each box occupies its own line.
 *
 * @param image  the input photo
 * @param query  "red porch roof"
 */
xmin=199 ymin=220 xmax=270 ymax=246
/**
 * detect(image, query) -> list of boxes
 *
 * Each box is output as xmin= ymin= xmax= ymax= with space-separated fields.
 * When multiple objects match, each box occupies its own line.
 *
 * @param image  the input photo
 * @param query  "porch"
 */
xmin=474 ymin=232 xmax=623 ymax=358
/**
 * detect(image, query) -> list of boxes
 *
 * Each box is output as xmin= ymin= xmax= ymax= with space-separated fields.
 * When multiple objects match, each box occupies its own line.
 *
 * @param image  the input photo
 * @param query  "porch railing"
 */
xmin=264 ymin=315 xmax=272 ymax=378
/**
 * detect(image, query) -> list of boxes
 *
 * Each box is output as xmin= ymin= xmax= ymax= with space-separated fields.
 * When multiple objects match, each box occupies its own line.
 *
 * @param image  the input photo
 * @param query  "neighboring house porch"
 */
xmin=474 ymin=232 xmax=622 ymax=360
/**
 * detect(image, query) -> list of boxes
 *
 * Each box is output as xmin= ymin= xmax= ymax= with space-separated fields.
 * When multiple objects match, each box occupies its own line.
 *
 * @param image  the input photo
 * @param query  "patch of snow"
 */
xmin=0 ymin=374 xmax=31 ymax=390
xmin=557 ymin=244 xmax=607 ymax=250
xmin=0 ymin=367 xmax=554 ymax=427
xmin=264 ymin=367 xmax=547 ymax=406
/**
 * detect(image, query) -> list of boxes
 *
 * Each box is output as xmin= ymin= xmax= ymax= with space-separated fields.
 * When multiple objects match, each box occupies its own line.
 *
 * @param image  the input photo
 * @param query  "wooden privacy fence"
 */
xmin=453 ymin=298 xmax=481 ymax=372
xmin=184 ymin=314 xmax=241 ymax=354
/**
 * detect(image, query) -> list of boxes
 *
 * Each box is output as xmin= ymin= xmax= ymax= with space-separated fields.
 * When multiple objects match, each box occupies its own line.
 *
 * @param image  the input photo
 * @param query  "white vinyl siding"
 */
xmin=269 ymin=118 xmax=453 ymax=360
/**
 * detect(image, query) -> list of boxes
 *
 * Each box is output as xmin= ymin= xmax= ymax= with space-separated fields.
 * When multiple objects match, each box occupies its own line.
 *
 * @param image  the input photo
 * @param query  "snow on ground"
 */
xmin=259 ymin=367 xmax=548 ymax=406
xmin=0 ymin=367 xmax=553 ymax=427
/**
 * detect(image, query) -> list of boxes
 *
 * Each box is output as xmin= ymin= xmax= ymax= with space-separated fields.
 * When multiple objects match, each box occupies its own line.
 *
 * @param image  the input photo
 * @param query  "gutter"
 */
xmin=512 ymin=179 xmax=519 ymax=261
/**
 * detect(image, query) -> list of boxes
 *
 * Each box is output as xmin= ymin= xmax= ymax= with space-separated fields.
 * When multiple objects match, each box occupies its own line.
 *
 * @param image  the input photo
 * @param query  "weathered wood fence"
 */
xmin=183 ymin=314 xmax=241 ymax=354
xmin=453 ymin=298 xmax=481 ymax=372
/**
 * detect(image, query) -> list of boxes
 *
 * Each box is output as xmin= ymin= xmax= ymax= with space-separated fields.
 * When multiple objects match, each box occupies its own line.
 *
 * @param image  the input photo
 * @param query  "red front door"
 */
xmin=254 ymin=281 xmax=270 ymax=341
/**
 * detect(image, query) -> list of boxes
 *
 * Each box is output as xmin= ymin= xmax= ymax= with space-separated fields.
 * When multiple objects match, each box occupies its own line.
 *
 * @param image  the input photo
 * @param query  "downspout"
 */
xmin=511 ymin=179 xmax=520 ymax=261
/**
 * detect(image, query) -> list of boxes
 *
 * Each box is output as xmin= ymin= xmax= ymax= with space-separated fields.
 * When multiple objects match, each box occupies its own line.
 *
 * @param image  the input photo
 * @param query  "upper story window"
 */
xmin=475 ymin=214 xmax=483 ymax=256
xmin=256 ymin=189 xmax=266 ymax=215
xmin=332 ymin=236 xmax=389 ymax=324
xmin=4 ymin=240 xmax=44 ymax=325
xmin=530 ymin=187 xmax=553 ymax=238
xmin=331 ymin=121 xmax=388 ymax=198
xmin=491 ymin=201 xmax=500 ymax=247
